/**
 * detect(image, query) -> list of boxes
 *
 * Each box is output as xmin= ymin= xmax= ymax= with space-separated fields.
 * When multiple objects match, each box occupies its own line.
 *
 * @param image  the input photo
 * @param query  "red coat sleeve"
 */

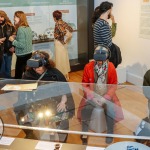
xmin=107 ymin=62 xmax=118 ymax=84
xmin=82 ymin=62 xmax=95 ymax=99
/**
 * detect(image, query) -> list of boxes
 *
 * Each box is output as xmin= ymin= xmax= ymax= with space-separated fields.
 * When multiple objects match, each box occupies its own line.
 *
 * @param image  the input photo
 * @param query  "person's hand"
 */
xmin=57 ymin=101 xmax=66 ymax=112
xmin=57 ymin=95 xmax=67 ymax=112
xmin=9 ymin=36 xmax=15 ymax=42
xmin=64 ymin=29 xmax=72 ymax=44
xmin=0 ymin=37 xmax=6 ymax=44
xmin=9 ymin=47 xmax=15 ymax=53
xmin=92 ymin=97 xmax=103 ymax=106
xmin=0 ymin=41 xmax=3 ymax=45
xmin=110 ymin=14 xmax=115 ymax=23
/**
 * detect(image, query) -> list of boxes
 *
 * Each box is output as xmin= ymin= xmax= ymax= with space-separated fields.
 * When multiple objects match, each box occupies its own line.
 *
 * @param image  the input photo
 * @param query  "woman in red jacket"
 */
xmin=79 ymin=45 xmax=123 ymax=144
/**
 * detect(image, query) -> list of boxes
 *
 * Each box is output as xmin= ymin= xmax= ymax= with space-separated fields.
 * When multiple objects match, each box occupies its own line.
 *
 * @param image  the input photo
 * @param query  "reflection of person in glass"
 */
xmin=53 ymin=10 xmax=73 ymax=81
xmin=14 ymin=50 xmax=75 ymax=142
xmin=78 ymin=45 xmax=123 ymax=144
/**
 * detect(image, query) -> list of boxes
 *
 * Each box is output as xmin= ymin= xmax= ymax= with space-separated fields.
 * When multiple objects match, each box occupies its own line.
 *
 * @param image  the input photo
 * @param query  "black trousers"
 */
xmin=81 ymin=100 xmax=115 ymax=134
xmin=15 ymin=53 xmax=32 ymax=79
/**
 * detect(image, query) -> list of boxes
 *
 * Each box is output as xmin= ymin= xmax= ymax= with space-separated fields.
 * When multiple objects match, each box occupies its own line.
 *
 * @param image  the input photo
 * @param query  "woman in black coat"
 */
xmin=14 ymin=50 xmax=75 ymax=142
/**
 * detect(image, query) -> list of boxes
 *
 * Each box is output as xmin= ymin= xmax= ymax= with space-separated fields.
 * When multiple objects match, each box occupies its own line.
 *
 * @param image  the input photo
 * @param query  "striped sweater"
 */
xmin=93 ymin=18 xmax=112 ymax=48
xmin=12 ymin=26 xmax=32 ymax=56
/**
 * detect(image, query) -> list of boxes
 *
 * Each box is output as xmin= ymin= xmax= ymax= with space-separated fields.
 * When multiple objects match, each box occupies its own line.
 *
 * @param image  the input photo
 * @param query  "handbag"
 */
xmin=109 ymin=43 xmax=122 ymax=68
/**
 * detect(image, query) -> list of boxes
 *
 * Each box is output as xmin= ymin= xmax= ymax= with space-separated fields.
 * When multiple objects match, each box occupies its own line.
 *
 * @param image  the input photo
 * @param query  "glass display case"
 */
xmin=0 ymin=0 xmax=94 ymax=72
xmin=0 ymin=79 xmax=150 ymax=149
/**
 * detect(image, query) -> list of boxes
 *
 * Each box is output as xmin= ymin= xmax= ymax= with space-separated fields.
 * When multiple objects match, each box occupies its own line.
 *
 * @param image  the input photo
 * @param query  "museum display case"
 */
xmin=0 ymin=0 xmax=94 ymax=72
xmin=0 ymin=79 xmax=150 ymax=149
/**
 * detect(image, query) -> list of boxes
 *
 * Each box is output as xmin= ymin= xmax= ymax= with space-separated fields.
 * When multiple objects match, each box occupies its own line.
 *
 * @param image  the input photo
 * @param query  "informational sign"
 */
xmin=139 ymin=0 xmax=150 ymax=39
xmin=0 ymin=137 xmax=15 ymax=146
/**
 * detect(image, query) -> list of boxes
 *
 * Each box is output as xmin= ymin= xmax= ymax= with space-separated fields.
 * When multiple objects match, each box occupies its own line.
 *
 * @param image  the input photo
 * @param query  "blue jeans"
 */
xmin=0 ymin=54 xmax=12 ymax=78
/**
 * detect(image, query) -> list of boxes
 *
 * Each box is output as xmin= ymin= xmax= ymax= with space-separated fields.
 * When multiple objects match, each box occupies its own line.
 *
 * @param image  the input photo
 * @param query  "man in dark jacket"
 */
xmin=0 ymin=10 xmax=16 ymax=78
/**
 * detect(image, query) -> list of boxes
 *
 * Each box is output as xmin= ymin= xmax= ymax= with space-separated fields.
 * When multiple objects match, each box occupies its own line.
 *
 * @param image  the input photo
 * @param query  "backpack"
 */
xmin=109 ymin=43 xmax=122 ymax=68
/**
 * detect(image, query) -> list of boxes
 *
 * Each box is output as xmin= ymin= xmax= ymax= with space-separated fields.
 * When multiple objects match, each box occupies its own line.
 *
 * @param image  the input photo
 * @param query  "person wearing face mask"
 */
xmin=9 ymin=11 xmax=32 ymax=79
xmin=0 ymin=10 xmax=16 ymax=78
xmin=78 ymin=45 xmax=123 ymax=144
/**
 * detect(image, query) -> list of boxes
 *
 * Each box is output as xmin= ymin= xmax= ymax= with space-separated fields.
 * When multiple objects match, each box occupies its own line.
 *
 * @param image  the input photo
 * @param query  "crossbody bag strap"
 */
xmin=36 ymin=69 xmax=47 ymax=83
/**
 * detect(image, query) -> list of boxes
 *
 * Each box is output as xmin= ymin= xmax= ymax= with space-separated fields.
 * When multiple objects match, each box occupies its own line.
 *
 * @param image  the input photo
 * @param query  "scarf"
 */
xmin=94 ymin=61 xmax=108 ymax=96
xmin=95 ymin=61 xmax=108 ymax=84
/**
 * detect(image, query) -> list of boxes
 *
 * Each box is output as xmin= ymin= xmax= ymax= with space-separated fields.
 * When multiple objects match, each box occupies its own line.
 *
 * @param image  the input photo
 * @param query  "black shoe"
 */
xmin=80 ymin=135 xmax=88 ymax=145
xmin=106 ymin=137 xmax=113 ymax=144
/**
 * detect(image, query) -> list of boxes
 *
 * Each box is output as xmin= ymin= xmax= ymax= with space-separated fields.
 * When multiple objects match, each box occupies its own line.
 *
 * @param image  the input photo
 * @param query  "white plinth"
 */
xmin=116 ymin=65 xmax=126 ymax=84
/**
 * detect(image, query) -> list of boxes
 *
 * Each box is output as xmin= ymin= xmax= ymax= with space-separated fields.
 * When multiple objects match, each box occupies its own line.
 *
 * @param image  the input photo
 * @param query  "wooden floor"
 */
xmin=68 ymin=70 xmax=83 ymax=82
xmin=1 ymin=70 xmax=149 ymax=147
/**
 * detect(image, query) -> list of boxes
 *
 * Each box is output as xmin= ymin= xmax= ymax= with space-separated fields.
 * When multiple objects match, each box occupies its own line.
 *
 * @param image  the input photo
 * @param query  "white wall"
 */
xmin=94 ymin=0 xmax=150 ymax=85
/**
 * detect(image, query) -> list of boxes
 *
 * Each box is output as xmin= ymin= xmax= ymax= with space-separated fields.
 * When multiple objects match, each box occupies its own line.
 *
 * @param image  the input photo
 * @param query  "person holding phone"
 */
xmin=92 ymin=2 xmax=114 ymax=49
xmin=92 ymin=5 xmax=117 ymax=38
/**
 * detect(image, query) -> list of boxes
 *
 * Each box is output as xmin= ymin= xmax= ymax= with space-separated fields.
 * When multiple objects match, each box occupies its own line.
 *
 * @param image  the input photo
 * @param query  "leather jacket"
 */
xmin=0 ymin=23 xmax=16 ymax=55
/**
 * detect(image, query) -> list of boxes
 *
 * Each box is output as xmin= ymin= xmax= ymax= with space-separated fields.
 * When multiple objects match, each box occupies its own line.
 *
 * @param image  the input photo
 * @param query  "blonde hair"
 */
xmin=14 ymin=11 xmax=29 ymax=30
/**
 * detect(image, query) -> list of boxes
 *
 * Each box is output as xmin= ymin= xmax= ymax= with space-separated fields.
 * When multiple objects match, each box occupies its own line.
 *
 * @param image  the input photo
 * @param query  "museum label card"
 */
xmin=1 ymin=83 xmax=38 ymax=91
xmin=86 ymin=146 xmax=105 ymax=150
xmin=0 ymin=137 xmax=15 ymax=145
xmin=35 ymin=141 xmax=62 ymax=150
